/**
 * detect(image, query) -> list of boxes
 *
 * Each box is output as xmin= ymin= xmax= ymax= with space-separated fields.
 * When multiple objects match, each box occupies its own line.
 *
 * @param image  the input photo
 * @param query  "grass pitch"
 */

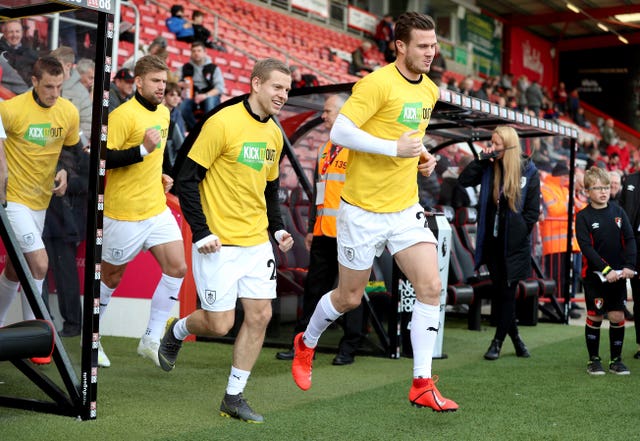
xmin=1 ymin=317 xmax=638 ymax=440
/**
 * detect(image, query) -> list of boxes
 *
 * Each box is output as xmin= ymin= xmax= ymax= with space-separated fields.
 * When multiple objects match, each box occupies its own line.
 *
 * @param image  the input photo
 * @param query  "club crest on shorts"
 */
xmin=111 ymin=248 xmax=123 ymax=260
xmin=344 ymin=247 xmax=355 ymax=261
xmin=22 ymin=233 xmax=34 ymax=247
xmin=204 ymin=289 xmax=216 ymax=306
xmin=595 ymin=298 xmax=604 ymax=310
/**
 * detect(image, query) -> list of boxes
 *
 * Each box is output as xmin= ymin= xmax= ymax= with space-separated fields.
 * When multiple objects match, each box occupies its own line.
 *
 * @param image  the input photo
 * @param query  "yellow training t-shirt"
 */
xmin=105 ymin=96 xmax=170 ymax=221
xmin=340 ymin=62 xmax=439 ymax=213
xmin=0 ymin=92 xmax=80 ymax=210
xmin=187 ymin=102 xmax=282 ymax=246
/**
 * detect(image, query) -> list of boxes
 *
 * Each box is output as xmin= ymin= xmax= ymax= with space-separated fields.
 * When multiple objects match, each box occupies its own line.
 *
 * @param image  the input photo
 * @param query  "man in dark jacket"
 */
xmin=43 ymin=148 xmax=89 ymax=337
xmin=0 ymin=20 xmax=39 ymax=87
xmin=619 ymin=171 xmax=640 ymax=357
xmin=179 ymin=41 xmax=225 ymax=130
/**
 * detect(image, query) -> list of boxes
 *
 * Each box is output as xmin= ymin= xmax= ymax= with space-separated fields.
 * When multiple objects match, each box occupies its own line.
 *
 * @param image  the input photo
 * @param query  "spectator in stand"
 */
xmin=472 ymin=80 xmax=493 ymax=102
xmin=51 ymin=46 xmax=92 ymax=140
xmin=600 ymin=118 xmax=619 ymax=152
xmin=516 ymin=75 xmax=529 ymax=112
xmin=166 ymin=5 xmax=194 ymax=43
xmin=606 ymin=139 xmax=631 ymax=173
xmin=0 ymin=20 xmax=39 ymax=87
xmin=163 ymin=81 xmax=186 ymax=178
xmin=121 ymin=36 xmax=169 ymax=72
xmin=383 ymin=40 xmax=396 ymax=63
xmin=585 ymin=145 xmax=606 ymax=170
xmin=609 ymin=170 xmax=622 ymax=203
xmin=179 ymin=41 xmax=226 ymax=131
xmin=191 ymin=10 xmax=225 ymax=51
xmin=76 ymin=58 xmax=95 ymax=96
xmin=499 ymin=73 xmax=513 ymax=91
xmin=525 ymin=79 xmax=543 ymax=117
xmin=426 ymin=43 xmax=446 ymax=87
xmin=607 ymin=152 xmax=622 ymax=173
xmin=108 ymin=68 xmax=135 ymax=114
xmin=290 ymin=66 xmax=319 ymax=89
xmin=374 ymin=14 xmax=394 ymax=54
xmin=446 ymin=76 xmax=460 ymax=93
xmin=348 ymin=40 xmax=376 ymax=77
xmin=573 ymin=106 xmax=591 ymax=129
xmin=568 ymin=88 xmax=581 ymax=120
xmin=554 ymin=81 xmax=568 ymax=115
xmin=459 ymin=76 xmax=474 ymax=96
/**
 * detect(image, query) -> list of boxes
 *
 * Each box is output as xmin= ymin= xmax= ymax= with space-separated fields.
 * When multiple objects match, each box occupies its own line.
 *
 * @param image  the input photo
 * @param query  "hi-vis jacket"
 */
xmin=312 ymin=141 xmax=348 ymax=238
xmin=540 ymin=175 xmax=579 ymax=255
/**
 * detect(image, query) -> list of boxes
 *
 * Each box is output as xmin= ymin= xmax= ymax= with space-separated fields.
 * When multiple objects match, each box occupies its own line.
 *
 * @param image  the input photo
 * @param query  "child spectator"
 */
xmin=166 ymin=5 xmax=194 ymax=43
xmin=575 ymin=166 xmax=636 ymax=375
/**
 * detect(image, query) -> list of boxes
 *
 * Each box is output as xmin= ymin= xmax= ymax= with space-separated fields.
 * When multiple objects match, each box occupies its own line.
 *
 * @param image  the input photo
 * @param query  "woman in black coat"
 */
xmin=459 ymin=126 xmax=540 ymax=360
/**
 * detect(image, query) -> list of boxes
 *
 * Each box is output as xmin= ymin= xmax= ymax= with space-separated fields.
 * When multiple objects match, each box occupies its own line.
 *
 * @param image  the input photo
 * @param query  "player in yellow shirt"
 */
xmin=291 ymin=12 xmax=459 ymax=412
xmin=98 ymin=55 xmax=186 ymax=368
xmin=158 ymin=58 xmax=294 ymax=424
xmin=0 ymin=58 xmax=79 ymax=358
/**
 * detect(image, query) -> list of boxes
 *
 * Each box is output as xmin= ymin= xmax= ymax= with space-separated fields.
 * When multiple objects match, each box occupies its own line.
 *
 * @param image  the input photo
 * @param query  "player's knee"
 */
xmin=101 ymin=273 xmax=121 ymax=290
xmin=31 ymin=261 xmax=49 ymax=280
xmin=168 ymin=262 xmax=187 ymax=279
xmin=415 ymin=278 xmax=441 ymax=299
xmin=202 ymin=312 xmax=234 ymax=336
xmin=342 ymin=296 xmax=362 ymax=311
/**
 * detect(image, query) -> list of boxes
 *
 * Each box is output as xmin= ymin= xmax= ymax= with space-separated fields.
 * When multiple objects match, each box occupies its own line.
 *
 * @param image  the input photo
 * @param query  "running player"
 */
xmin=290 ymin=12 xmax=459 ymax=412
xmin=98 ymin=55 xmax=187 ymax=368
xmin=158 ymin=58 xmax=294 ymax=423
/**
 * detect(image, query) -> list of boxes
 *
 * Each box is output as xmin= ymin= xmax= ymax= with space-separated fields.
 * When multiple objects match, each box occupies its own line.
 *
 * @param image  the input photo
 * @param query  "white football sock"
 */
xmin=410 ymin=300 xmax=440 ymax=379
xmin=303 ymin=292 xmax=342 ymax=348
xmin=226 ymin=366 xmax=250 ymax=396
xmin=145 ymin=273 xmax=183 ymax=341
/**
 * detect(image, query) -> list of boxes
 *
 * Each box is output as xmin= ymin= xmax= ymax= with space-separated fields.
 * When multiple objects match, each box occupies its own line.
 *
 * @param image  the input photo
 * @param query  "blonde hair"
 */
xmin=492 ymin=126 xmax=523 ymax=212
xmin=584 ymin=166 xmax=610 ymax=189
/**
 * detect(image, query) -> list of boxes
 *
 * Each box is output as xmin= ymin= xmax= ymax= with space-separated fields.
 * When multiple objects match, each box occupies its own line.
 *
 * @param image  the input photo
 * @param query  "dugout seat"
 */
xmin=0 ymin=320 xmax=55 ymax=362
xmin=435 ymin=205 xmax=492 ymax=330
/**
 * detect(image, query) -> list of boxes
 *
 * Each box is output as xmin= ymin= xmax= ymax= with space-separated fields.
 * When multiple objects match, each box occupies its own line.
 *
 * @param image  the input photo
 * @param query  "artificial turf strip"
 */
xmin=0 ymin=318 xmax=638 ymax=440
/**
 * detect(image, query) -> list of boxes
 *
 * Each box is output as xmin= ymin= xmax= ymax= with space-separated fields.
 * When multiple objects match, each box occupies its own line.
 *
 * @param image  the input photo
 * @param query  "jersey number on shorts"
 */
xmin=267 ymin=258 xmax=276 ymax=280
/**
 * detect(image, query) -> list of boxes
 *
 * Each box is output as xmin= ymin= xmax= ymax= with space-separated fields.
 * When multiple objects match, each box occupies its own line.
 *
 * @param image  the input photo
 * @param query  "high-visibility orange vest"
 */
xmin=312 ymin=141 xmax=348 ymax=238
xmin=540 ymin=175 xmax=579 ymax=255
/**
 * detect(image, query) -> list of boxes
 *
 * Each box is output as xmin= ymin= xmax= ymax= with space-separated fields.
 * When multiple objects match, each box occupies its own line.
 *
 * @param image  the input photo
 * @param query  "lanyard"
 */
xmin=320 ymin=143 xmax=343 ymax=175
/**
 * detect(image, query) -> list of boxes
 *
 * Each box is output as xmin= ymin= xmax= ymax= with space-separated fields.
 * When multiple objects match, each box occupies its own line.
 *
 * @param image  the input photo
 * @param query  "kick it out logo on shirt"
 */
xmin=396 ymin=102 xmax=432 ymax=130
xmin=237 ymin=142 xmax=276 ymax=171
xmin=24 ymin=123 xmax=64 ymax=146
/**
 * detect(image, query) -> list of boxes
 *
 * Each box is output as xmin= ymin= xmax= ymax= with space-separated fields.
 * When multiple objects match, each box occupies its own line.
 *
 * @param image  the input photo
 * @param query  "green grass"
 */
xmin=1 ymin=318 xmax=639 ymax=440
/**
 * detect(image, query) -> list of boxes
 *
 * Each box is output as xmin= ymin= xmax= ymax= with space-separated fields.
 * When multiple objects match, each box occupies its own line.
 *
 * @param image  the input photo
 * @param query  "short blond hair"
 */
xmin=584 ymin=166 xmax=610 ymax=189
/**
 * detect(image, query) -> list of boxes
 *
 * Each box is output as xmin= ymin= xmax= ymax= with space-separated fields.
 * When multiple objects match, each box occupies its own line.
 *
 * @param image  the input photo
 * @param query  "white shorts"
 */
xmin=192 ymin=241 xmax=277 ymax=312
xmin=5 ymin=202 xmax=46 ymax=253
xmin=102 ymin=207 xmax=182 ymax=265
xmin=337 ymin=201 xmax=436 ymax=270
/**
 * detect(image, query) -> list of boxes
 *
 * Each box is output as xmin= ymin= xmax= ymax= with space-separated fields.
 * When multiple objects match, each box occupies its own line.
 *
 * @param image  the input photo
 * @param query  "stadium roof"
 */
xmin=431 ymin=0 xmax=640 ymax=50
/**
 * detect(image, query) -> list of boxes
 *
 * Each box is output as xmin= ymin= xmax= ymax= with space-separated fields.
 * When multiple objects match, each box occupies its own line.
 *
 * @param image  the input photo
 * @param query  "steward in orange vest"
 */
xmin=312 ymin=141 xmax=348 ymax=238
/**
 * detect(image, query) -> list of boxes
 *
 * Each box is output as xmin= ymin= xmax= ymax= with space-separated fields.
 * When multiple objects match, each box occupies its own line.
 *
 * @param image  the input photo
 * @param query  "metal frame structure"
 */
xmin=0 ymin=0 xmax=113 ymax=420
